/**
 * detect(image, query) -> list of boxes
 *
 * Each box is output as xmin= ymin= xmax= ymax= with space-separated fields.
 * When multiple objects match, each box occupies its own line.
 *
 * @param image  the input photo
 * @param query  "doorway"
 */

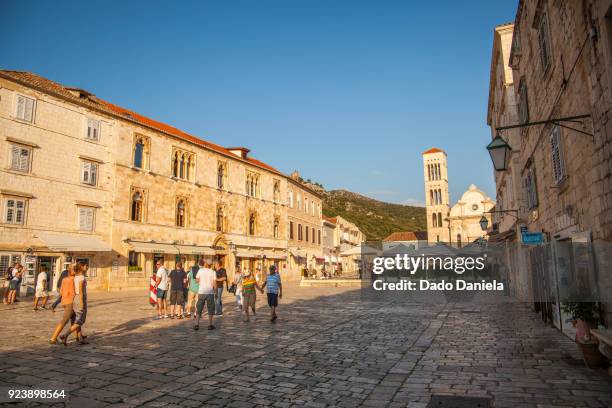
xmin=37 ymin=256 xmax=58 ymax=291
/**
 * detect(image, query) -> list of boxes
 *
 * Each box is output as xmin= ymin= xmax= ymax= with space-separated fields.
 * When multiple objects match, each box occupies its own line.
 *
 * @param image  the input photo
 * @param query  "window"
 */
xmin=318 ymin=229 xmax=321 ymax=244
xmin=524 ymin=164 xmax=538 ymax=210
xmin=432 ymin=213 xmax=437 ymax=227
xmin=249 ymin=213 xmax=256 ymax=235
xmin=171 ymin=149 xmax=195 ymax=181
xmin=81 ymin=161 xmax=98 ymax=186
xmin=130 ymin=188 xmax=145 ymax=222
xmin=273 ymin=180 xmax=280 ymax=202
xmin=311 ymin=201 xmax=315 ymax=216
xmin=288 ymin=191 xmax=294 ymax=208
xmin=77 ymin=206 xmax=95 ymax=231
xmin=86 ymin=118 xmax=100 ymax=141
xmin=538 ymin=13 xmax=552 ymax=72
xmin=274 ymin=217 xmax=279 ymax=239
xmin=297 ymin=193 xmax=301 ymax=209
xmin=217 ymin=162 xmax=227 ymax=189
xmin=133 ymin=135 xmax=150 ymax=169
xmin=305 ymin=226 xmax=309 ymax=242
xmin=312 ymin=227 xmax=315 ymax=243
xmin=429 ymin=190 xmax=434 ymax=205
xmin=438 ymin=213 xmax=442 ymax=228
xmin=9 ymin=144 xmax=31 ymax=173
xmin=304 ymin=197 xmax=308 ymax=214
xmin=550 ymin=126 xmax=566 ymax=184
xmin=298 ymin=224 xmax=303 ymax=241
xmin=15 ymin=95 xmax=35 ymax=123
xmin=518 ymin=78 xmax=529 ymax=124
xmin=289 ymin=221 xmax=294 ymax=239
xmin=176 ymin=198 xmax=187 ymax=227
xmin=472 ymin=204 xmax=479 ymax=211
xmin=246 ymin=172 xmax=260 ymax=197
xmin=216 ymin=205 xmax=225 ymax=232
xmin=128 ymin=251 xmax=143 ymax=273
xmin=4 ymin=198 xmax=26 ymax=225
xmin=457 ymin=234 xmax=462 ymax=248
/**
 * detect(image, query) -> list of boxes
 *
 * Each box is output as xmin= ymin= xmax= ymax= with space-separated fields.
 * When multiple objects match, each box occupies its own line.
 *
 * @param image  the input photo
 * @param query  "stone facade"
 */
xmin=448 ymin=184 xmax=495 ymax=245
xmin=422 ymin=148 xmax=450 ymax=243
xmin=286 ymin=172 xmax=323 ymax=280
xmin=488 ymin=0 xmax=612 ymax=326
xmin=0 ymin=70 xmax=320 ymax=292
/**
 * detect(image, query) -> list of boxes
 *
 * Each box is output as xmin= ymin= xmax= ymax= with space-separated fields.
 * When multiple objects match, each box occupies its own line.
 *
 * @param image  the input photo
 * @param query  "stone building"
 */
xmin=285 ymin=171 xmax=323 ymax=279
xmin=0 ymin=70 xmax=317 ymax=292
xmin=448 ymin=185 xmax=495 ymax=246
xmin=333 ymin=215 xmax=366 ymax=275
xmin=488 ymin=0 xmax=612 ymax=326
xmin=322 ymin=215 xmax=339 ymax=274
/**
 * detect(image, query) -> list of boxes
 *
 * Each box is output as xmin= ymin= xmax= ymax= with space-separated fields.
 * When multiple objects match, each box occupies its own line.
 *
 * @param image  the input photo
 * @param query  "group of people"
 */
xmin=49 ymin=262 xmax=89 ymax=345
xmin=152 ymin=260 xmax=283 ymax=330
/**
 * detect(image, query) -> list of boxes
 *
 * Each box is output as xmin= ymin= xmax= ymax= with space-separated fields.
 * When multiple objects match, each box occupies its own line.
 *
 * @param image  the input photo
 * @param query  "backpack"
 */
xmin=5 ymin=267 xmax=13 ymax=281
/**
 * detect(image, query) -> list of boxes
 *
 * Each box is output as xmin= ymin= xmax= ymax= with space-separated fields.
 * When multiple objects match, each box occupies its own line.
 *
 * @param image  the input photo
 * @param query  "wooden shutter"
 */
xmin=79 ymin=207 xmax=94 ymax=231
xmin=550 ymin=126 xmax=565 ymax=184
xmin=90 ymin=163 xmax=97 ymax=185
xmin=18 ymin=148 xmax=30 ymax=172
xmin=10 ymin=146 xmax=20 ymax=170
xmin=5 ymin=199 xmax=15 ymax=223
xmin=16 ymin=96 xmax=25 ymax=119
xmin=14 ymin=200 xmax=25 ymax=224
xmin=81 ymin=162 xmax=90 ymax=183
xmin=24 ymin=98 xmax=34 ymax=122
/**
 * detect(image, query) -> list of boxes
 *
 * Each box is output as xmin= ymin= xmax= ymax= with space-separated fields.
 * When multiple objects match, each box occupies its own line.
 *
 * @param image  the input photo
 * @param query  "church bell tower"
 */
xmin=423 ymin=148 xmax=450 ymax=243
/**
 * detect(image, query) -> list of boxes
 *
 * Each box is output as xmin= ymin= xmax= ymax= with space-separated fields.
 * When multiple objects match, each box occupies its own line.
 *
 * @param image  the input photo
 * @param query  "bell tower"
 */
xmin=423 ymin=148 xmax=450 ymax=243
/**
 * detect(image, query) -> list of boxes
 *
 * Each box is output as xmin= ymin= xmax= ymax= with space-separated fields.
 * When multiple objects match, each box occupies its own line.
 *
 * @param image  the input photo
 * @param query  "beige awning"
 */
xmin=37 ymin=232 xmax=111 ymax=252
xmin=127 ymin=241 xmax=178 ymax=254
xmin=235 ymin=249 xmax=261 ymax=258
xmin=175 ymin=244 xmax=216 ymax=255
xmin=263 ymin=250 xmax=286 ymax=260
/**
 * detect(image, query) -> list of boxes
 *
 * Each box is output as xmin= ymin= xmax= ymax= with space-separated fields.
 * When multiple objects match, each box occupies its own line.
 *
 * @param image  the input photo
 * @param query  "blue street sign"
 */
xmin=521 ymin=232 xmax=544 ymax=244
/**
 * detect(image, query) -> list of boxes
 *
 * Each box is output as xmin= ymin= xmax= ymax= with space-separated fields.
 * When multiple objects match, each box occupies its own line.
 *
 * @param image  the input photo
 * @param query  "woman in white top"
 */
xmin=233 ymin=268 xmax=246 ymax=311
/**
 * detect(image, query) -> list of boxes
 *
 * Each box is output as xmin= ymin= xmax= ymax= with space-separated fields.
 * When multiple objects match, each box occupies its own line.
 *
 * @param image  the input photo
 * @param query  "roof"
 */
xmin=322 ymin=215 xmax=337 ymax=224
xmin=0 ymin=70 xmax=280 ymax=174
xmin=384 ymin=231 xmax=428 ymax=242
xmin=422 ymin=147 xmax=445 ymax=155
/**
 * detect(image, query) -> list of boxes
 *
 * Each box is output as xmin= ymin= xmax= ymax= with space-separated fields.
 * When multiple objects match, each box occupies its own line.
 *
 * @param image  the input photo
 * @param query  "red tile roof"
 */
xmin=322 ymin=215 xmax=337 ymax=224
xmin=0 ymin=70 xmax=280 ymax=174
xmin=422 ymin=147 xmax=445 ymax=155
xmin=384 ymin=231 xmax=428 ymax=241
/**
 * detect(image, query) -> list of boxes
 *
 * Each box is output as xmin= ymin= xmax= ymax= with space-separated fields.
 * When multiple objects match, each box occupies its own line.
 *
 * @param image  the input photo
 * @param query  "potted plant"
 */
xmin=561 ymin=302 xmax=605 ymax=368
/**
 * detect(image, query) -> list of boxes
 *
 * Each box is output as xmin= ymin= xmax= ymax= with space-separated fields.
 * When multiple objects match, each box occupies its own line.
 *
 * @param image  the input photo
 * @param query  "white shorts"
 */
xmin=35 ymin=288 xmax=48 ymax=298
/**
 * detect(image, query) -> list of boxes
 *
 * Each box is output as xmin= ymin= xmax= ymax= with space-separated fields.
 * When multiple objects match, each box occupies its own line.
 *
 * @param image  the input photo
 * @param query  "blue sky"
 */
xmin=2 ymin=0 xmax=517 ymax=206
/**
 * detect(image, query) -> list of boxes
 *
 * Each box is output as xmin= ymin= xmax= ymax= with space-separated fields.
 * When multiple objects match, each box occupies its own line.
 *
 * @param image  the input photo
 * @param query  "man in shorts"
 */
xmin=194 ymin=259 xmax=217 ymax=331
xmin=154 ymin=260 xmax=169 ymax=319
xmin=33 ymin=266 xmax=49 ymax=311
xmin=261 ymin=265 xmax=282 ymax=322
xmin=168 ymin=262 xmax=187 ymax=319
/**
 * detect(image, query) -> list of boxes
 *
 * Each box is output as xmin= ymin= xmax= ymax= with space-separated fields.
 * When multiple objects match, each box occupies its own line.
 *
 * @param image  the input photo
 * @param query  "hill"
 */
xmin=321 ymin=189 xmax=426 ymax=242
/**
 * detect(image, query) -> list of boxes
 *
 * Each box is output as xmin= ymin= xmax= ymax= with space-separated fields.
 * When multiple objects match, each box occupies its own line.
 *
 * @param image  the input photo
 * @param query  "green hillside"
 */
xmin=322 ymin=189 xmax=426 ymax=242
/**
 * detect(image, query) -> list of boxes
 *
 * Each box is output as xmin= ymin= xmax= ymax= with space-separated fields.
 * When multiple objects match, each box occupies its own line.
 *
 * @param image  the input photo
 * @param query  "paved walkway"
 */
xmin=0 ymin=284 xmax=611 ymax=407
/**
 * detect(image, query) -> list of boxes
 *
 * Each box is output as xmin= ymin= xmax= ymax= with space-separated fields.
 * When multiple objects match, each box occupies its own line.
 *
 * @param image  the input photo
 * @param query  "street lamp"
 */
xmin=486 ymin=135 xmax=512 ymax=171
xmin=479 ymin=216 xmax=489 ymax=231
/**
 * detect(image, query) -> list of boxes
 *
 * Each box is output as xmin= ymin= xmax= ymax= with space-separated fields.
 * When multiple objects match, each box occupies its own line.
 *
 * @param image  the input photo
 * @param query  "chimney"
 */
xmin=227 ymin=147 xmax=250 ymax=160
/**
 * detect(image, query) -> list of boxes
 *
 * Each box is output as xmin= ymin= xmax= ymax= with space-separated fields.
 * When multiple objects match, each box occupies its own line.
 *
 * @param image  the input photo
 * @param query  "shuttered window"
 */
xmin=81 ymin=161 xmax=98 ymax=186
xmin=78 ymin=206 xmax=95 ymax=231
xmin=4 ymin=198 xmax=26 ymax=225
xmin=9 ymin=145 xmax=31 ymax=172
xmin=550 ymin=126 xmax=566 ymax=184
xmin=538 ymin=14 xmax=552 ymax=72
xmin=15 ymin=95 xmax=35 ymax=122
xmin=86 ymin=118 xmax=100 ymax=141
xmin=524 ymin=165 xmax=538 ymax=210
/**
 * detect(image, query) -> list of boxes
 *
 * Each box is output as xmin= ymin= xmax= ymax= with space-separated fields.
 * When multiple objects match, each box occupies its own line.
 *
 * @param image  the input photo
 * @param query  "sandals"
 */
xmin=59 ymin=334 xmax=68 ymax=346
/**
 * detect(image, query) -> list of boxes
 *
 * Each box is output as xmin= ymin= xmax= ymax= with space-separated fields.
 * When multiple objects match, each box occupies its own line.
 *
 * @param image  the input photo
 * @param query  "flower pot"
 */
xmin=578 ymin=341 xmax=606 ymax=369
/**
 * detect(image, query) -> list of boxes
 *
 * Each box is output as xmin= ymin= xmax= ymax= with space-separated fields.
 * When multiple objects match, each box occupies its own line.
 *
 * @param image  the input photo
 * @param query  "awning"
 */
xmin=488 ymin=229 xmax=517 ymax=243
xmin=127 ymin=241 xmax=178 ymax=254
xmin=175 ymin=244 xmax=215 ymax=255
xmin=263 ymin=251 xmax=286 ymax=260
xmin=236 ymin=250 xmax=260 ymax=258
xmin=37 ymin=232 xmax=111 ymax=252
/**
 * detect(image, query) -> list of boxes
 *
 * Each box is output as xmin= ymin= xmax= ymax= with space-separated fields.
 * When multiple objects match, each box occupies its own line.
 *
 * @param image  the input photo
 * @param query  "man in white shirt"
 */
xmin=155 ymin=261 xmax=169 ymax=319
xmin=194 ymin=259 xmax=217 ymax=331
xmin=33 ymin=266 xmax=49 ymax=311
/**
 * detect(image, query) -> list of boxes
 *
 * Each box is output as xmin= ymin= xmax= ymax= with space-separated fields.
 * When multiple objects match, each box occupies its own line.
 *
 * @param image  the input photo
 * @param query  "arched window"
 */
xmin=437 ymin=164 xmax=441 ymax=180
xmin=218 ymin=163 xmax=225 ymax=189
xmin=273 ymin=180 xmax=280 ymax=202
xmin=432 ymin=213 xmax=437 ymax=227
xmin=176 ymin=198 xmax=186 ymax=227
xmin=216 ymin=206 xmax=224 ymax=232
xmin=186 ymin=155 xmax=192 ymax=180
xmin=180 ymin=154 xmax=186 ymax=179
xmin=172 ymin=152 xmax=179 ymax=177
xmin=131 ymin=189 xmax=144 ymax=222
xmin=273 ymin=217 xmax=279 ymax=239
xmin=437 ymin=213 xmax=443 ymax=228
xmin=457 ymin=234 xmax=462 ymax=248
xmin=430 ymin=190 xmax=434 ymax=205
xmin=134 ymin=137 xmax=149 ymax=169
xmin=438 ymin=189 xmax=442 ymax=204
xmin=249 ymin=213 xmax=256 ymax=235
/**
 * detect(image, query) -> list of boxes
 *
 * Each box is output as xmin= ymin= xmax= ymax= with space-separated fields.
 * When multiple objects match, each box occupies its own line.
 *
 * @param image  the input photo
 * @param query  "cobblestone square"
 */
xmin=1 ymin=284 xmax=611 ymax=407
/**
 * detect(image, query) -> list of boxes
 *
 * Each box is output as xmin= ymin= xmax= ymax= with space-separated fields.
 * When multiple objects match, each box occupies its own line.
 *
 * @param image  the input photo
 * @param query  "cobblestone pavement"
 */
xmin=1 ymin=284 xmax=611 ymax=407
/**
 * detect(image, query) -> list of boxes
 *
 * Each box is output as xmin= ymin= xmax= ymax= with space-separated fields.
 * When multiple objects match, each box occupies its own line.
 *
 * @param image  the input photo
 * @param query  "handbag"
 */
xmin=228 ymin=283 xmax=237 ymax=294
